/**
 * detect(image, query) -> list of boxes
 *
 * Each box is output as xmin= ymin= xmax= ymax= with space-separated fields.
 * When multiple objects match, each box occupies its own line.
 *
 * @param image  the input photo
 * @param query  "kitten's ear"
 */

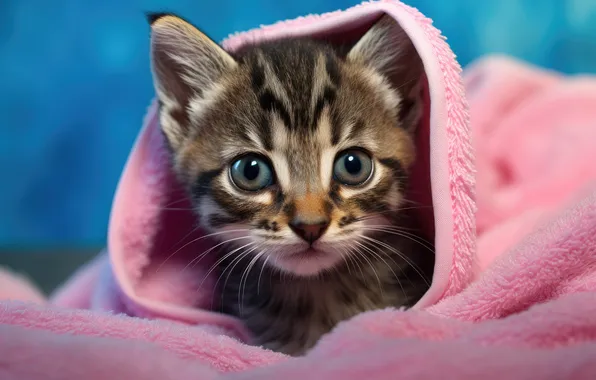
xmin=148 ymin=14 xmax=237 ymax=147
xmin=348 ymin=15 xmax=424 ymax=132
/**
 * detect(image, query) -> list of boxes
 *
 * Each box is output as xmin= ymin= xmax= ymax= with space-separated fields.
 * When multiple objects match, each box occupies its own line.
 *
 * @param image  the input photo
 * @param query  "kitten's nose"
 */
xmin=289 ymin=219 xmax=330 ymax=244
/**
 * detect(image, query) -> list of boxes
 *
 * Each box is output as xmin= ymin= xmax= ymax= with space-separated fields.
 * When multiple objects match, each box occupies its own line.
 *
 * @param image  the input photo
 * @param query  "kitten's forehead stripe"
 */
xmin=250 ymin=61 xmax=265 ymax=91
xmin=310 ymin=53 xmax=329 ymax=129
xmin=233 ymin=40 xmax=360 ymax=155
xmin=259 ymin=90 xmax=292 ymax=130
xmin=312 ymin=86 xmax=337 ymax=132
xmin=257 ymin=114 xmax=273 ymax=151
xmin=348 ymin=119 xmax=366 ymax=140
xmin=330 ymin=110 xmax=342 ymax=146
xmin=242 ymin=40 xmax=341 ymax=136
xmin=324 ymin=51 xmax=341 ymax=87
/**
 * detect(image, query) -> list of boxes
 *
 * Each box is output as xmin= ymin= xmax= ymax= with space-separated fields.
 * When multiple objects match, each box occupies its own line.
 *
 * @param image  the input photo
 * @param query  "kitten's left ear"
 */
xmin=348 ymin=15 xmax=424 ymax=132
xmin=148 ymin=14 xmax=237 ymax=147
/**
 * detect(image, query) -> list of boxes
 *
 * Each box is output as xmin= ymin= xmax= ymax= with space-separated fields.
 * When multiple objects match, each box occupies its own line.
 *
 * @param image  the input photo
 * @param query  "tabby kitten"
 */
xmin=148 ymin=13 xmax=434 ymax=356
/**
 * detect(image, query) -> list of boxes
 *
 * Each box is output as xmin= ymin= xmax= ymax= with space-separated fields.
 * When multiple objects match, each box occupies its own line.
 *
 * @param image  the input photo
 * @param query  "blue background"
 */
xmin=2 ymin=0 xmax=596 ymax=249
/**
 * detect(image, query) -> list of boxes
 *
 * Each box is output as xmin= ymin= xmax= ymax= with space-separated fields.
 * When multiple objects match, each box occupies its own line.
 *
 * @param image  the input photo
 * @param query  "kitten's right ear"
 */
xmin=148 ymin=14 xmax=237 ymax=147
xmin=348 ymin=15 xmax=424 ymax=132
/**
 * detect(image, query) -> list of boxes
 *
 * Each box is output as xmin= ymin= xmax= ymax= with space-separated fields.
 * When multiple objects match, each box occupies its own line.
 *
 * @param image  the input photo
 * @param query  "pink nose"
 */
xmin=289 ymin=220 xmax=330 ymax=244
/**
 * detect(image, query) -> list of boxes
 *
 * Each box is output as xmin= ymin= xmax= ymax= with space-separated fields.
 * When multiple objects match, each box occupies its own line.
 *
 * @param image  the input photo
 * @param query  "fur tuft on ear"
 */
xmin=149 ymin=15 xmax=237 ymax=148
xmin=348 ymin=15 xmax=424 ymax=132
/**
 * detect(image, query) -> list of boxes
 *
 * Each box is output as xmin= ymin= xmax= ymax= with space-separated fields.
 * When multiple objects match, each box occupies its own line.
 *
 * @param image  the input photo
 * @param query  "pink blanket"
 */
xmin=3 ymin=1 xmax=596 ymax=378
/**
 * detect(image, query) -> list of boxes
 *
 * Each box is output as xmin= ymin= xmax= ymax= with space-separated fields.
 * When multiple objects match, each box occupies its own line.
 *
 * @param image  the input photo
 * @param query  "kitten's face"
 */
xmin=149 ymin=15 xmax=424 ymax=276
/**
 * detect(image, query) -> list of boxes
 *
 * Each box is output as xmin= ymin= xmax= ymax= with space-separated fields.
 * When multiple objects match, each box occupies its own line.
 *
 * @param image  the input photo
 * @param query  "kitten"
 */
xmin=148 ymin=13 xmax=435 ymax=356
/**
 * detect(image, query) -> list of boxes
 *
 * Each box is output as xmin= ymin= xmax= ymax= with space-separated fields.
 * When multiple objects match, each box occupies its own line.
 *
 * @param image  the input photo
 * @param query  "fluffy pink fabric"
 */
xmin=468 ymin=55 xmax=596 ymax=274
xmin=3 ymin=292 xmax=596 ymax=378
xmin=0 ymin=268 xmax=45 ymax=304
xmin=2 ymin=1 xmax=596 ymax=378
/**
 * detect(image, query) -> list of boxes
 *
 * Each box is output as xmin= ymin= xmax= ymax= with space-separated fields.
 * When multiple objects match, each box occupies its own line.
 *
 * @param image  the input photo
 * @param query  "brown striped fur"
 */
xmin=149 ymin=13 xmax=434 ymax=355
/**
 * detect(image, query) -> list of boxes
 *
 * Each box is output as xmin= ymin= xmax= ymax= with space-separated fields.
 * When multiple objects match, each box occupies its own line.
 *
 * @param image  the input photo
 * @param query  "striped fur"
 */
xmin=149 ymin=14 xmax=433 ymax=355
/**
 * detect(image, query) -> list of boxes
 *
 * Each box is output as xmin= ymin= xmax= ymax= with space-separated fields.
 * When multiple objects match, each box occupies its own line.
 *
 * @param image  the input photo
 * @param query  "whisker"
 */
xmin=208 ymin=244 xmax=261 ymax=311
xmin=355 ymin=239 xmax=408 ymax=298
xmin=257 ymin=254 xmax=271 ymax=295
xmin=156 ymin=207 xmax=197 ymax=211
xmin=349 ymin=242 xmax=383 ymax=292
xmin=353 ymin=240 xmax=404 ymax=288
xmin=354 ymin=205 xmax=432 ymax=225
xmin=163 ymin=224 xmax=202 ymax=254
xmin=156 ymin=229 xmax=251 ymax=273
xmin=399 ymin=197 xmax=426 ymax=207
xmin=344 ymin=243 xmax=366 ymax=281
xmin=197 ymin=240 xmax=256 ymax=291
xmin=361 ymin=238 xmax=416 ymax=289
xmin=334 ymin=243 xmax=353 ymax=275
xmin=355 ymin=216 xmax=425 ymax=232
xmin=359 ymin=235 xmax=431 ymax=287
xmin=218 ymin=245 xmax=262 ymax=312
xmin=359 ymin=226 xmax=435 ymax=253
xmin=157 ymin=196 xmax=194 ymax=208
xmin=239 ymin=249 xmax=268 ymax=315
xmin=187 ymin=236 xmax=254 ymax=271
xmin=356 ymin=204 xmax=433 ymax=218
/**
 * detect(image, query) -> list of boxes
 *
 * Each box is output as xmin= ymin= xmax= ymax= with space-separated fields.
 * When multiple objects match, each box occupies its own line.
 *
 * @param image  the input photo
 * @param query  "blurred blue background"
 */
xmin=1 ymin=0 xmax=596 ymax=250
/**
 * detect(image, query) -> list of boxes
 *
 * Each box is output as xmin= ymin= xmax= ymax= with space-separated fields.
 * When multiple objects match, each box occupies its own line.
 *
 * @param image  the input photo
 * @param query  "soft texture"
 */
xmin=3 ymin=1 xmax=596 ymax=378
xmin=0 ymin=268 xmax=45 ymax=304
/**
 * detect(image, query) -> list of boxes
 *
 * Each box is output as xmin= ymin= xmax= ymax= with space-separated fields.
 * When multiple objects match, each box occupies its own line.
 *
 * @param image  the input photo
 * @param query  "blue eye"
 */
xmin=333 ymin=149 xmax=374 ymax=186
xmin=230 ymin=155 xmax=274 ymax=191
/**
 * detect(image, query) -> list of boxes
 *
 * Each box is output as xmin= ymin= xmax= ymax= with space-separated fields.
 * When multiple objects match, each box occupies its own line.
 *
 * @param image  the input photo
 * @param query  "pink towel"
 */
xmin=2 ymin=1 xmax=596 ymax=378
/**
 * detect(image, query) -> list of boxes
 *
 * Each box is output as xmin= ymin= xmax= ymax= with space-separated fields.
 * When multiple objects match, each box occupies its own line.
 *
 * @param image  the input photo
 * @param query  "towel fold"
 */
xmin=2 ymin=1 xmax=596 ymax=378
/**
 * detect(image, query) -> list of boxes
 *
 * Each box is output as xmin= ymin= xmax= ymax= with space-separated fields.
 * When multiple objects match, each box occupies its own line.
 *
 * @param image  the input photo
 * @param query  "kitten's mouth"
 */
xmin=287 ymin=248 xmax=325 ymax=260
xmin=272 ymin=246 xmax=341 ymax=276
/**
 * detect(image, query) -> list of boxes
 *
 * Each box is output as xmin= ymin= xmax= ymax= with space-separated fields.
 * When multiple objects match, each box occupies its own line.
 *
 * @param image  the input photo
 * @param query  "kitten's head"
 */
xmin=149 ymin=14 xmax=424 ymax=276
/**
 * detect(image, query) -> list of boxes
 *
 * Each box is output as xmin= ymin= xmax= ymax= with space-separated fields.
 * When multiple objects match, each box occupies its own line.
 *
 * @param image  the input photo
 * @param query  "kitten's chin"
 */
xmin=270 ymin=248 xmax=342 ymax=277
